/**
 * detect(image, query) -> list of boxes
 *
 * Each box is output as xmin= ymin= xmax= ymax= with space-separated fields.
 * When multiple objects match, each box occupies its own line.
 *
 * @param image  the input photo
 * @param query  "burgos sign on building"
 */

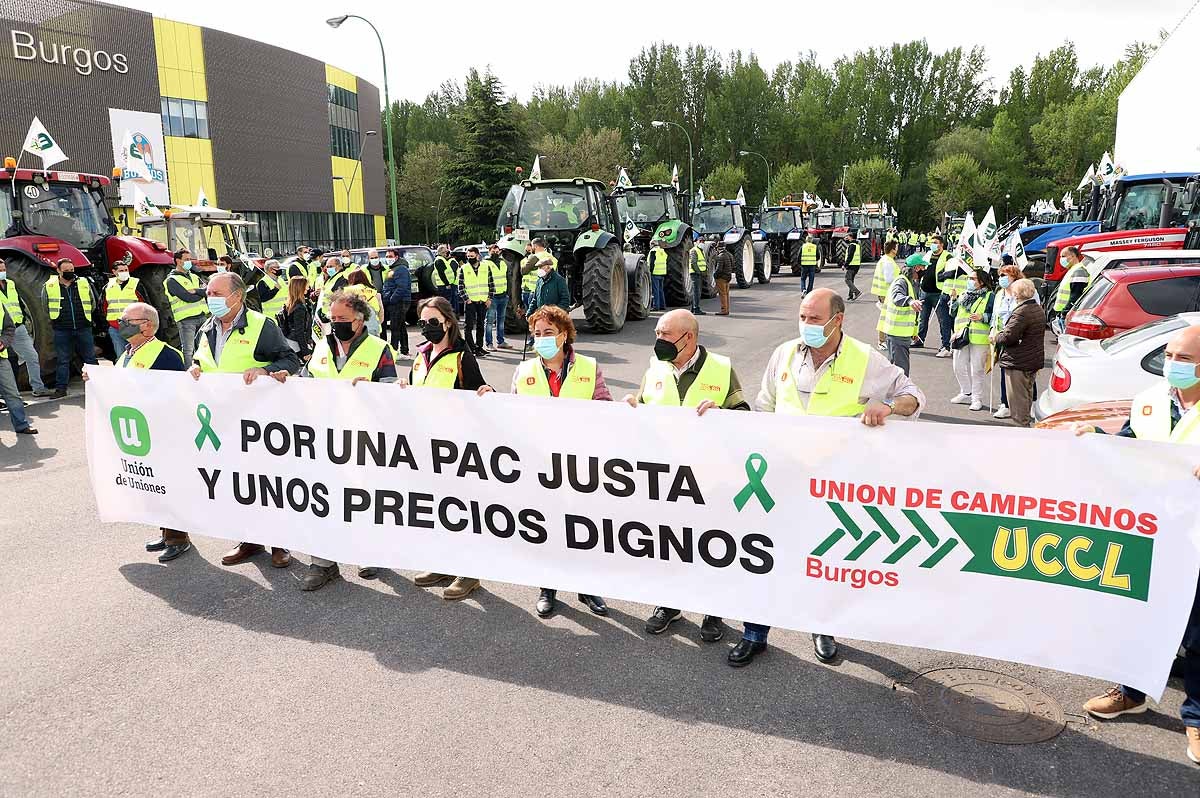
xmin=9 ymin=28 xmax=130 ymax=76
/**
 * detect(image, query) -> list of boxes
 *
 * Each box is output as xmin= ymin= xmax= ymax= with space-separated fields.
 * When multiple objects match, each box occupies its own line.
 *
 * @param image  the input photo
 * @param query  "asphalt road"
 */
xmin=2 ymin=268 xmax=1196 ymax=797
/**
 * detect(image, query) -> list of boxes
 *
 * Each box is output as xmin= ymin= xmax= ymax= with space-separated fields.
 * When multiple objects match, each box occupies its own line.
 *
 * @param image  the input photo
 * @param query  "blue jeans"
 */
xmin=52 ymin=327 xmax=97 ymax=390
xmin=918 ymin=291 xmax=951 ymax=349
xmin=0 ymin=353 xmax=31 ymax=431
xmin=651 ymin=275 xmax=666 ymax=310
xmin=743 ymin=622 xmax=770 ymax=643
xmin=691 ymin=272 xmax=702 ymax=312
xmin=800 ymin=266 xmax=816 ymax=293
xmin=107 ymin=326 xmax=126 ymax=359
xmin=1121 ymin=570 xmax=1200 ymax=727
xmin=485 ymin=294 xmax=508 ymax=346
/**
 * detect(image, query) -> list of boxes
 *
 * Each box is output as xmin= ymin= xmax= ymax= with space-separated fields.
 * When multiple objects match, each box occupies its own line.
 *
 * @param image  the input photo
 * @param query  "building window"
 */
xmin=161 ymin=97 xmax=210 ymax=139
xmin=239 ymin=210 xmax=377 ymax=254
xmin=327 ymin=82 xmax=360 ymax=159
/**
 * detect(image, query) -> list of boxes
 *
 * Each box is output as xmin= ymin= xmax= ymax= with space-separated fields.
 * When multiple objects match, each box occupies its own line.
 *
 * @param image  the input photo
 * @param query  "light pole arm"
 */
xmin=663 ymin=120 xmax=693 ymax=206
xmin=344 ymin=14 xmax=400 ymax=247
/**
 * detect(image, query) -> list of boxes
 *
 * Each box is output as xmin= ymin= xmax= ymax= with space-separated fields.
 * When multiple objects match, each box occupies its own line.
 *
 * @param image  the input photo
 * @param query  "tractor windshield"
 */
xmin=693 ymin=205 xmax=736 ymax=233
xmin=1106 ymin=181 xmax=1189 ymax=231
xmin=759 ymin=210 xmax=798 ymax=233
xmin=618 ymin=191 xmax=675 ymax=223
xmin=20 ymin=183 xmax=110 ymax=248
xmin=518 ymin=187 xmax=589 ymax=229
xmin=832 ymin=210 xmax=848 ymax=228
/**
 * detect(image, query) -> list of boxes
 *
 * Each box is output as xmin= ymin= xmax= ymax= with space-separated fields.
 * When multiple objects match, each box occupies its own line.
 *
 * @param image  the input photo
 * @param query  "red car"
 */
xmin=1065 ymin=263 xmax=1200 ymax=339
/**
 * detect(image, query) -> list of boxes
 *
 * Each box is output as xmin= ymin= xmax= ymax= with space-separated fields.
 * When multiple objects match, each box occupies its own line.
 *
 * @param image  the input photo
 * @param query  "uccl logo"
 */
xmin=127 ymin=133 xmax=165 ymax=182
xmin=110 ymin=406 xmax=151 ymax=456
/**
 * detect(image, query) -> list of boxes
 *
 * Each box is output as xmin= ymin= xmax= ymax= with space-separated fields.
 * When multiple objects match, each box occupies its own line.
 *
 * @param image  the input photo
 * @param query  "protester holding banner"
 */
xmin=747 ymin=287 xmax=926 ymax=667
xmin=477 ymin=304 xmax=610 ymax=618
xmin=1076 ymin=324 xmax=1200 ymax=765
xmin=402 ymin=296 xmax=488 ymax=600
xmin=626 ymin=308 xmax=750 ymax=642
xmin=188 ymin=272 xmax=301 ymax=569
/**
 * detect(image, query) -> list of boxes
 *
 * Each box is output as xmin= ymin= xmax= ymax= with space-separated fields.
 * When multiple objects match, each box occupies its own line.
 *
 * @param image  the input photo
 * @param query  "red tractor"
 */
xmin=0 ymin=160 xmax=175 ymax=384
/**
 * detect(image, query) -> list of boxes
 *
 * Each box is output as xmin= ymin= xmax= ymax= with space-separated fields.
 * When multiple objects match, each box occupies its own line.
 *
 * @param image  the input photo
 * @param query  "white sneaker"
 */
xmin=878 ymin=342 xmax=887 ymax=351
xmin=969 ymin=400 xmax=984 ymax=411
xmin=950 ymin=394 xmax=972 ymax=405
xmin=993 ymin=405 xmax=1011 ymax=419
xmin=935 ymin=348 xmax=951 ymax=358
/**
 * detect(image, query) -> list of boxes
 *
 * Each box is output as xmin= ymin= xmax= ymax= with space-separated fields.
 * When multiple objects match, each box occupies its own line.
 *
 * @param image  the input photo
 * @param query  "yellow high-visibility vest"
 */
xmin=1054 ymin=262 xmax=1092 ymax=312
xmin=120 ymin=338 xmax=182 ymax=370
xmin=649 ymin=247 xmax=668 ymax=276
xmin=514 ymin=353 xmax=597 ymax=400
xmin=259 ymin=273 xmax=287 ymax=318
xmin=871 ymin=255 xmax=896 ymax=297
xmin=307 ymin=335 xmax=392 ymax=381
xmin=193 ymin=310 xmax=272 ymax=372
xmin=164 ymin=271 xmax=206 ymax=321
xmin=488 ymin=257 xmax=508 ymax=294
xmin=45 ymin=275 xmax=93 ymax=320
xmin=641 ymin=351 xmax=732 ymax=407
xmin=460 ymin=261 xmax=490 ymax=302
xmin=773 ymin=335 xmax=871 ymax=417
xmin=953 ymin=293 xmax=992 ymax=346
xmin=412 ymin=349 xmax=460 ymax=388
xmin=881 ymin=276 xmax=918 ymax=338
xmin=801 ymin=242 xmax=819 ymax=265
xmin=105 ymin=277 xmax=140 ymax=322
xmin=1129 ymin=383 xmax=1200 ymax=443
xmin=432 ymin=257 xmax=456 ymax=288
xmin=0 ymin=281 xmax=24 ymax=325
xmin=692 ymin=247 xmax=707 ymax=274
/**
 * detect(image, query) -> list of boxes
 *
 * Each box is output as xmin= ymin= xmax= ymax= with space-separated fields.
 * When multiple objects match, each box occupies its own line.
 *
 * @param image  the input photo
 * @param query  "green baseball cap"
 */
xmin=905 ymin=253 xmax=929 ymax=268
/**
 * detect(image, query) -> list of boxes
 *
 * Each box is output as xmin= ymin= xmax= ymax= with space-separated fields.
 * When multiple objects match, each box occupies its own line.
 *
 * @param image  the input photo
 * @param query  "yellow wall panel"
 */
xmin=153 ymin=18 xmax=208 ymax=101
xmin=374 ymin=215 xmax=386 ymax=246
xmin=330 ymin=156 xmax=365 ymax=214
xmin=325 ymin=64 xmax=357 ymax=92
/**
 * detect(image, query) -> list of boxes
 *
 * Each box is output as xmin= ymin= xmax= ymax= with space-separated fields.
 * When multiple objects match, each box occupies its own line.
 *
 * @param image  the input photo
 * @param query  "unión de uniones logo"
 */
xmin=110 ymin=406 xmax=150 ymax=456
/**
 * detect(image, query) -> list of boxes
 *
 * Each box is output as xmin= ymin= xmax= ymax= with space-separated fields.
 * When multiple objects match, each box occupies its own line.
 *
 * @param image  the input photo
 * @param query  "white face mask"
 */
xmin=383 ymin=258 xmax=395 ymax=267
xmin=116 ymin=271 xmax=130 ymax=283
xmin=369 ymin=258 xmax=380 ymax=266
xmin=538 ymin=268 xmax=550 ymax=278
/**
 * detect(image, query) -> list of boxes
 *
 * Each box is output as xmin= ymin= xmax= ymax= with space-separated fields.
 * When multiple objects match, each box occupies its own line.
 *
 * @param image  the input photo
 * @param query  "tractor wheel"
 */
xmin=732 ymin=235 xmax=754 ymax=289
xmin=753 ymin=242 xmax=773 ymax=285
xmin=626 ymin=254 xmax=651 ymax=321
xmin=4 ymin=253 xmax=55 ymax=389
xmin=133 ymin=263 xmax=180 ymax=349
xmin=582 ymin=242 xmax=627 ymax=333
xmin=502 ymin=251 xmax=528 ymax=335
xmin=663 ymin=239 xmax=693 ymax=307
xmin=788 ymin=241 xmax=803 ymax=276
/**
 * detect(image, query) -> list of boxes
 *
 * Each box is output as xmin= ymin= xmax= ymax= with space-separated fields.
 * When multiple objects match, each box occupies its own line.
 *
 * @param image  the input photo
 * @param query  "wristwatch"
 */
xmin=881 ymin=399 xmax=895 ymax=410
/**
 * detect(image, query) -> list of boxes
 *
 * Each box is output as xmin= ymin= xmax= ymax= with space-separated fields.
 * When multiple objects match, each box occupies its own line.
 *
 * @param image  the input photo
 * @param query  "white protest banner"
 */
xmin=86 ymin=369 xmax=1200 ymax=697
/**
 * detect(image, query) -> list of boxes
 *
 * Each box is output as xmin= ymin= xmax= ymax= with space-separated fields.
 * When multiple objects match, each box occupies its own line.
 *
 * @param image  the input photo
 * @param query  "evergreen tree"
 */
xmin=441 ymin=70 xmax=526 ymax=242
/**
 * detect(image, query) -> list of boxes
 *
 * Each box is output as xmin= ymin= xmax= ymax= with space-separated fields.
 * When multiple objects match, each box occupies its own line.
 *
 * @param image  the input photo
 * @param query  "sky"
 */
xmin=120 ymin=0 xmax=1197 ymax=106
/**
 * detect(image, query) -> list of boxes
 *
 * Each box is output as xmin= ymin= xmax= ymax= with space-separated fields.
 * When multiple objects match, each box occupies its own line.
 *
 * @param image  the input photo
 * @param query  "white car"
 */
xmin=1033 ymin=313 xmax=1200 ymax=421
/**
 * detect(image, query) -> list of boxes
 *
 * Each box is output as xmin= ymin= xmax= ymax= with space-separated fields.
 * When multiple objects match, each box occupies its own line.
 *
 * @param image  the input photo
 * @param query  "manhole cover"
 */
xmin=910 ymin=667 xmax=1065 ymax=744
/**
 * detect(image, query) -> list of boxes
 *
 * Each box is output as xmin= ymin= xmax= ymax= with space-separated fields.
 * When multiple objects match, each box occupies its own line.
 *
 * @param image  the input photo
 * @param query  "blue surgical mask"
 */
xmin=533 ymin=335 xmax=561 ymax=360
xmin=0 ymin=271 xmax=7 ymax=282
xmin=369 ymin=258 xmax=381 ymax=266
xmin=182 ymin=260 xmax=193 ymax=272
xmin=999 ymin=276 xmax=1011 ymax=289
xmin=801 ymin=318 xmax=834 ymax=348
xmin=216 ymin=265 xmax=228 ymax=273
xmin=206 ymin=296 xmax=230 ymax=317
xmin=326 ymin=265 xmax=339 ymax=276
xmin=1166 ymin=359 xmax=1200 ymax=390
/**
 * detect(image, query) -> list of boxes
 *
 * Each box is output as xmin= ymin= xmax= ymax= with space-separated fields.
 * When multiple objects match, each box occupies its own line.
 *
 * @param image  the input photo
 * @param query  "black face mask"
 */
xmin=422 ymin=320 xmax=446 ymax=344
xmin=654 ymin=332 xmax=687 ymax=362
xmin=332 ymin=321 xmax=356 ymax=342
xmin=60 ymin=271 xmax=76 ymax=281
xmin=468 ymin=257 xmax=478 ymax=263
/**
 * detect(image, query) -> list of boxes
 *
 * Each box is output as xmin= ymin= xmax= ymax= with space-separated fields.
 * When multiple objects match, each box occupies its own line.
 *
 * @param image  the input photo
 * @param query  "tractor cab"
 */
xmin=136 ymin=206 xmax=262 ymax=274
xmin=611 ymin=184 xmax=689 ymax=254
xmin=692 ymin=200 xmax=746 ymax=241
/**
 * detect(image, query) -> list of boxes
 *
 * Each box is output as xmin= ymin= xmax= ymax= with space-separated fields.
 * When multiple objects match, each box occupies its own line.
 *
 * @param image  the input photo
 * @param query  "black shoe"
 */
xmin=158 ymin=542 xmax=191 ymax=562
xmin=912 ymin=339 xmax=925 ymax=349
xmin=644 ymin=607 xmax=681 ymax=635
xmin=699 ymin=615 xmax=724 ymax=642
xmin=16 ymin=427 xmax=37 ymax=435
xmin=579 ymin=594 xmax=608 ymax=616
xmin=536 ymin=588 xmax=557 ymax=618
xmin=694 ymin=309 xmax=707 ymax=315
xmin=474 ymin=349 xmax=488 ymax=358
xmin=301 ymin=563 xmax=339 ymax=591
xmin=51 ymin=389 xmax=67 ymax=399
xmin=358 ymin=567 xmax=379 ymax=580
xmin=727 ymin=638 xmax=767 ymax=667
xmin=145 ymin=536 xmax=167 ymax=552
xmin=812 ymin=633 xmax=838 ymax=663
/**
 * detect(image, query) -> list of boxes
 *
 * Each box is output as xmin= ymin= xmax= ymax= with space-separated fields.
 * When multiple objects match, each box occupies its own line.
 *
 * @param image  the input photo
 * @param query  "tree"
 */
xmin=845 ymin=158 xmax=899 ymax=203
xmin=773 ymin=162 xmax=819 ymax=200
xmin=702 ymin=164 xmax=747 ymax=200
xmin=931 ymin=127 xmax=992 ymax=168
xmin=441 ymin=70 xmax=526 ymax=242
xmin=396 ymin=141 xmax=450 ymax=244
xmin=638 ymin=161 xmax=672 ymax=185
xmin=926 ymin=154 xmax=999 ymax=218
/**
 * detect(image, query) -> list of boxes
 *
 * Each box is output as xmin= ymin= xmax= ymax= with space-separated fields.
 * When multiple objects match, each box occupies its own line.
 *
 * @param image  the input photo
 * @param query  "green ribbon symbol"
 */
xmin=733 ymin=453 xmax=775 ymax=513
xmin=194 ymin=404 xmax=221 ymax=452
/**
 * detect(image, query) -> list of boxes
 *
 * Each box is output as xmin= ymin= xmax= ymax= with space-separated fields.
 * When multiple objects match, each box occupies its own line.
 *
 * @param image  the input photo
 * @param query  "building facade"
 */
xmin=1 ymin=0 xmax=387 ymax=254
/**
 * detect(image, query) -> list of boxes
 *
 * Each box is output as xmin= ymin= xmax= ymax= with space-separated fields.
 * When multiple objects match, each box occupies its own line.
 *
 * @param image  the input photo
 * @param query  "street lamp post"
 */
xmin=327 ymin=14 xmax=400 ymax=245
xmin=738 ymin=150 xmax=770 ymax=205
xmin=1005 ymin=192 xmax=1011 ymax=221
xmin=651 ymin=120 xmax=693 ymax=204
xmin=331 ymin=176 xmax=349 ymax=247
xmin=338 ymin=130 xmax=378 ymax=249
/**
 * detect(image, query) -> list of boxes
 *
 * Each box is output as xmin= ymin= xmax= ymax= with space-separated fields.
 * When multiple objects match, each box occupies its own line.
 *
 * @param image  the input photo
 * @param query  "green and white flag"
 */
xmin=624 ymin=215 xmax=641 ymax=243
xmin=671 ymin=164 xmax=679 ymax=191
xmin=1004 ymin=229 xmax=1028 ymax=269
xmin=23 ymin=116 xmax=68 ymax=168
xmin=976 ymin=206 xmax=999 ymax=262
xmin=530 ymin=155 xmax=542 ymax=181
xmin=133 ymin=184 xmax=162 ymax=218
xmin=736 ymin=185 xmax=746 ymax=205
xmin=696 ymin=185 xmax=705 ymax=203
xmin=1077 ymin=164 xmax=1096 ymax=191
xmin=1099 ymin=152 xmax=1116 ymax=184
xmin=617 ymin=167 xmax=633 ymax=188
xmin=197 ymin=186 xmax=210 ymax=207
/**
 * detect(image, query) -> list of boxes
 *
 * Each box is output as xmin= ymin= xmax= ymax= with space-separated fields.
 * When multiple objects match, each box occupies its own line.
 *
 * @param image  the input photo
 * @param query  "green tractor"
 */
xmin=692 ymin=199 xmax=757 ymax=289
xmin=494 ymin=178 xmax=650 ymax=333
xmin=612 ymin=184 xmax=708 ymax=305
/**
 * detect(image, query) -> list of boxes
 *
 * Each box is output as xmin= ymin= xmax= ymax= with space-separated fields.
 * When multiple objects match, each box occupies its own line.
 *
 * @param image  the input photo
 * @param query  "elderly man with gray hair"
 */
xmin=989 ymin=278 xmax=1046 ymax=428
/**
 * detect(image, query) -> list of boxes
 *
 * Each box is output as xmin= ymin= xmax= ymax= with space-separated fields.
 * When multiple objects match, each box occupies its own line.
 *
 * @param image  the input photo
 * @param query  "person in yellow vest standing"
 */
xmin=457 ymin=246 xmax=495 ymax=356
xmin=164 ymin=248 xmax=209 ymax=369
xmin=870 ymin=239 xmax=899 ymax=350
xmin=189 ymin=272 xmax=302 ymax=569
xmin=273 ymin=291 xmax=397 ymax=590
xmin=879 ymin=254 xmax=926 ymax=377
xmin=690 ymin=242 xmax=708 ymax=314
xmin=1052 ymin=245 xmax=1092 ymax=320
xmin=103 ymin=301 xmax=189 ymax=560
xmin=102 ymin=261 xmax=144 ymax=359
xmin=841 ymin=232 xmax=863 ymax=301
xmin=253 ymin=259 xmax=288 ymax=322
xmin=0 ymin=303 xmax=36 ymax=435
xmin=649 ymin=239 xmax=668 ymax=311
xmin=746 ymin=287 xmax=925 ymax=668
xmin=317 ymin=255 xmax=365 ymax=326
xmin=949 ymin=268 xmax=995 ymax=412
xmin=1076 ymin=324 xmax=1200 ymax=765
xmin=799 ymin=234 xmax=821 ymax=295
xmin=432 ymin=245 xmax=457 ymax=308
xmin=917 ymin=235 xmax=954 ymax=358
xmin=42 ymin=257 xmax=98 ymax=398
xmin=400 ymin=295 xmax=489 ymax=600
xmin=479 ymin=304 xmax=611 ymax=618
xmin=623 ymin=308 xmax=750 ymax=643
xmin=483 ymin=242 xmax=512 ymax=350
xmin=0 ymin=256 xmax=50 ymax=396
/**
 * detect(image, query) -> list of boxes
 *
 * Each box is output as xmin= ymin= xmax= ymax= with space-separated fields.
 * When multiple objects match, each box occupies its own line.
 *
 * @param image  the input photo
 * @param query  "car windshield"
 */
xmin=1100 ymin=316 xmax=1190 ymax=353
xmin=760 ymin=210 xmax=798 ymax=233
xmin=517 ymin=187 xmax=589 ymax=228
xmin=617 ymin=191 xmax=674 ymax=223
xmin=693 ymin=205 xmax=736 ymax=233
xmin=20 ymin=183 xmax=110 ymax=248
xmin=395 ymin=247 xmax=432 ymax=269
